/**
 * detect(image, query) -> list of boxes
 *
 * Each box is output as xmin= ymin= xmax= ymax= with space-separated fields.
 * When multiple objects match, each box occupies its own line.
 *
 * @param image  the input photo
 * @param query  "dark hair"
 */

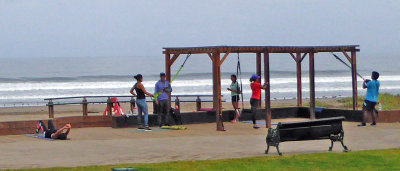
xmin=134 ymin=74 xmax=143 ymax=81
xmin=249 ymin=77 xmax=256 ymax=82
xmin=58 ymin=133 xmax=67 ymax=140
xmin=231 ymin=74 xmax=237 ymax=80
xmin=372 ymin=71 xmax=379 ymax=80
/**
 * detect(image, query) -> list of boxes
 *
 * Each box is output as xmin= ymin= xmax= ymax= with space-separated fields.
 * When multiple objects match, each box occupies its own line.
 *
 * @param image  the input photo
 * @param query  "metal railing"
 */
xmin=44 ymin=95 xmax=224 ymax=118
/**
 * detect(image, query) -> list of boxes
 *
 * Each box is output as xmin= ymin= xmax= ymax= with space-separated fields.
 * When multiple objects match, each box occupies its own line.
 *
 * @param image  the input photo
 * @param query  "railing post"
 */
xmin=130 ymin=97 xmax=136 ymax=112
xmin=107 ymin=97 xmax=113 ymax=116
xmin=48 ymin=100 xmax=54 ymax=118
xmin=175 ymin=96 xmax=180 ymax=113
xmin=82 ymin=98 xmax=88 ymax=117
xmin=196 ymin=96 xmax=201 ymax=111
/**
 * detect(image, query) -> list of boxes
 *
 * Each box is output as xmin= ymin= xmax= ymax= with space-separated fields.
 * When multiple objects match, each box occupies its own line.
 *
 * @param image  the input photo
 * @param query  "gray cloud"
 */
xmin=0 ymin=0 xmax=399 ymax=58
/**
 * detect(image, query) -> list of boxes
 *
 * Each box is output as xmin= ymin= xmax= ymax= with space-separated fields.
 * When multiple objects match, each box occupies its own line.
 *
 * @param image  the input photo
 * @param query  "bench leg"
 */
xmin=265 ymin=145 xmax=270 ymax=154
xmin=341 ymin=140 xmax=349 ymax=152
xmin=276 ymin=145 xmax=282 ymax=156
xmin=340 ymin=131 xmax=349 ymax=152
xmin=329 ymin=140 xmax=334 ymax=151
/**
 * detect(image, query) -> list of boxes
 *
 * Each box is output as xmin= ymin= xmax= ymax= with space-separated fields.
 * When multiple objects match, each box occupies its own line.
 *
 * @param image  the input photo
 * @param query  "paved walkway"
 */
xmin=0 ymin=119 xmax=399 ymax=169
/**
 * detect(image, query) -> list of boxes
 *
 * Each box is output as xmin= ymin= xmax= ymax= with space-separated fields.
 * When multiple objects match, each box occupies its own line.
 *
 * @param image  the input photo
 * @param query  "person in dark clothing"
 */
xmin=36 ymin=120 xmax=70 ymax=140
xmin=249 ymin=74 xmax=267 ymax=129
xmin=154 ymin=72 xmax=173 ymax=127
xmin=130 ymin=74 xmax=154 ymax=131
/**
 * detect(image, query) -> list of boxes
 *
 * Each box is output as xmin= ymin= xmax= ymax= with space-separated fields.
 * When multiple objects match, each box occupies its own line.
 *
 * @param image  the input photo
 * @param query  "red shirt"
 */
xmin=251 ymin=82 xmax=261 ymax=100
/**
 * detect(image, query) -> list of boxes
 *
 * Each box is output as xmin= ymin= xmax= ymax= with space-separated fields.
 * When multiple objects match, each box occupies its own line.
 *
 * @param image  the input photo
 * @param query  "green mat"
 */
xmin=126 ymin=128 xmax=172 ymax=133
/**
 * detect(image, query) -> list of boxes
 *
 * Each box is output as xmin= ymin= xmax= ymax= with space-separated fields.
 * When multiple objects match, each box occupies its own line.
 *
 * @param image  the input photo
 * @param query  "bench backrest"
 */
xmin=277 ymin=116 xmax=345 ymax=142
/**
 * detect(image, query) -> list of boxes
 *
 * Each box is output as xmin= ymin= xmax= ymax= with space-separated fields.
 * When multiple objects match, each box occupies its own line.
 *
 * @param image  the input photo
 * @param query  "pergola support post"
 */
xmin=309 ymin=52 xmax=316 ymax=119
xmin=296 ymin=53 xmax=303 ymax=107
xmin=165 ymin=52 xmax=172 ymax=107
xmin=256 ymin=52 xmax=262 ymax=106
xmin=212 ymin=52 xmax=224 ymax=131
xmin=351 ymin=51 xmax=358 ymax=110
xmin=263 ymin=52 xmax=271 ymax=128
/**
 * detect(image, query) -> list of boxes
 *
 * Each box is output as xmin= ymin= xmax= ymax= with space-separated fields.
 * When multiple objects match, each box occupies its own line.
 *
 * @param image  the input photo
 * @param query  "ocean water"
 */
xmin=0 ymin=54 xmax=399 ymax=107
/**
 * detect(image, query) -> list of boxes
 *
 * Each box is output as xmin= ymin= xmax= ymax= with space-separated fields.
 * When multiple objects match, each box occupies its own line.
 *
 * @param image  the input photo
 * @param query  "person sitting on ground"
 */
xmin=250 ymin=74 xmax=267 ymax=129
xmin=227 ymin=74 xmax=241 ymax=123
xmin=358 ymin=71 xmax=380 ymax=127
xmin=36 ymin=120 xmax=71 ymax=140
xmin=130 ymin=74 xmax=154 ymax=131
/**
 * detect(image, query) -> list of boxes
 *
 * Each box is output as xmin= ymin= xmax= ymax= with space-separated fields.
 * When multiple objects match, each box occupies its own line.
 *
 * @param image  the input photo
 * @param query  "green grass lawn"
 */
xmin=338 ymin=93 xmax=400 ymax=110
xmin=12 ymin=148 xmax=400 ymax=171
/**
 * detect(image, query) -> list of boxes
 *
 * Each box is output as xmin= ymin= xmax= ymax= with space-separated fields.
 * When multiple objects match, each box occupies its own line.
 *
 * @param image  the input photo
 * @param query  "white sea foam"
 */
xmin=1 ymin=75 xmax=399 ymax=92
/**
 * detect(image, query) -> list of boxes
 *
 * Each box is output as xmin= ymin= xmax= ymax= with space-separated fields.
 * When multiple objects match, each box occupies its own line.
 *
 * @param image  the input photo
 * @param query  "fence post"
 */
xmin=48 ymin=100 xmax=54 ymax=118
xmin=175 ymin=96 xmax=180 ymax=113
xmin=82 ymin=98 xmax=88 ymax=117
xmin=196 ymin=96 xmax=201 ymax=111
xmin=107 ymin=97 xmax=113 ymax=116
xmin=130 ymin=97 xmax=136 ymax=112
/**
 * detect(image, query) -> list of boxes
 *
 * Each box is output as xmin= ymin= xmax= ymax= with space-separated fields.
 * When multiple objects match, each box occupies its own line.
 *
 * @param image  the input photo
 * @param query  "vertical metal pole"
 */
xmin=107 ymin=97 xmax=113 ymax=116
xmin=263 ymin=52 xmax=271 ymax=128
xmin=309 ymin=52 xmax=316 ymax=119
xmin=82 ymin=98 xmax=88 ymax=117
xmin=196 ymin=96 xmax=201 ymax=111
xmin=130 ymin=98 xmax=136 ymax=112
xmin=256 ymin=52 xmax=262 ymax=106
xmin=351 ymin=51 xmax=358 ymax=110
xmin=296 ymin=53 xmax=303 ymax=107
xmin=48 ymin=101 xmax=54 ymax=119
xmin=175 ymin=96 xmax=180 ymax=113
xmin=212 ymin=52 xmax=224 ymax=131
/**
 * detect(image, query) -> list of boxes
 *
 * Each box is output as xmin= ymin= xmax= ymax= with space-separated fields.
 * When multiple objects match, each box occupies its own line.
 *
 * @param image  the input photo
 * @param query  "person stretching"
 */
xmin=227 ymin=74 xmax=241 ymax=123
xmin=130 ymin=74 xmax=154 ymax=131
xmin=358 ymin=71 xmax=380 ymax=127
xmin=250 ymin=74 xmax=267 ymax=129
xmin=36 ymin=120 xmax=70 ymax=140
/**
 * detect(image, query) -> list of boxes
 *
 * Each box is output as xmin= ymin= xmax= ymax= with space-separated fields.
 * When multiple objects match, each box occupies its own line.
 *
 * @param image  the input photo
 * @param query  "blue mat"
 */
xmin=25 ymin=134 xmax=70 ymax=141
xmin=241 ymin=121 xmax=278 ymax=126
xmin=126 ymin=128 xmax=172 ymax=133
xmin=25 ymin=134 xmax=55 ymax=141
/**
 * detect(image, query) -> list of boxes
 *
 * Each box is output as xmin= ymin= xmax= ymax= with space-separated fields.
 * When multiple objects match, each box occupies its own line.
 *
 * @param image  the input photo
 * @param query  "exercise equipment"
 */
xmin=331 ymin=52 xmax=366 ymax=81
xmin=103 ymin=97 xmax=125 ymax=116
xmin=161 ymin=125 xmax=187 ymax=130
xmin=154 ymin=52 xmax=192 ymax=101
xmin=236 ymin=52 xmax=244 ymax=114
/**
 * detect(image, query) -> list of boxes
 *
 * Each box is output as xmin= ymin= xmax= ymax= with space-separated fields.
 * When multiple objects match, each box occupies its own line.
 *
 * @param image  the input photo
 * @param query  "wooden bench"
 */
xmin=265 ymin=116 xmax=349 ymax=155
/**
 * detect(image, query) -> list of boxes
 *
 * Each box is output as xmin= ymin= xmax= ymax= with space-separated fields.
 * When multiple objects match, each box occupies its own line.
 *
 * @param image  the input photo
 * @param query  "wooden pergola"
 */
xmin=163 ymin=45 xmax=360 ymax=131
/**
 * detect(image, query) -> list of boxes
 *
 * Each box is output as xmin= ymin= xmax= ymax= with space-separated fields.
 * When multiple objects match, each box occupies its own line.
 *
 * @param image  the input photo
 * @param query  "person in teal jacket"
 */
xmin=358 ymin=71 xmax=380 ymax=127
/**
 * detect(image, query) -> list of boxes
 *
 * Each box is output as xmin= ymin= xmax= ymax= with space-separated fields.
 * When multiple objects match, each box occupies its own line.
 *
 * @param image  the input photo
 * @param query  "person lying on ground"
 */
xmin=36 ymin=120 xmax=71 ymax=140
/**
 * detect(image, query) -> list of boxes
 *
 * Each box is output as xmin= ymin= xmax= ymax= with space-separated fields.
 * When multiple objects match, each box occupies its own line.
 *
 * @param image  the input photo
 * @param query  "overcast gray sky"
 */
xmin=0 ymin=0 xmax=399 ymax=58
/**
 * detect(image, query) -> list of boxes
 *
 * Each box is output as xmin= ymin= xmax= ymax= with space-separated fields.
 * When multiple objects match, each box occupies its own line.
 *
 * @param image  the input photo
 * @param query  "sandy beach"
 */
xmin=0 ymin=98 xmax=347 ymax=122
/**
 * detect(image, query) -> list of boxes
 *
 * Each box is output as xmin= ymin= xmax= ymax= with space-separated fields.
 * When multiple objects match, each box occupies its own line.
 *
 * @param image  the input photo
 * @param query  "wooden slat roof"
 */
xmin=163 ymin=45 xmax=360 ymax=54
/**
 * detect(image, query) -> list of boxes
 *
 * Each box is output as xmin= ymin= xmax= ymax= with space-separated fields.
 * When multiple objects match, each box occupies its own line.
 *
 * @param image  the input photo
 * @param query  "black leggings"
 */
xmin=39 ymin=120 xmax=56 ymax=131
xmin=250 ymin=98 xmax=260 ymax=124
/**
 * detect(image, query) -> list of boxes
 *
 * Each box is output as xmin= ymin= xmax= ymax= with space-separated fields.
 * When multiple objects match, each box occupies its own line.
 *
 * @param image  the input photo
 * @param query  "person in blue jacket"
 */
xmin=155 ymin=72 xmax=173 ymax=127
